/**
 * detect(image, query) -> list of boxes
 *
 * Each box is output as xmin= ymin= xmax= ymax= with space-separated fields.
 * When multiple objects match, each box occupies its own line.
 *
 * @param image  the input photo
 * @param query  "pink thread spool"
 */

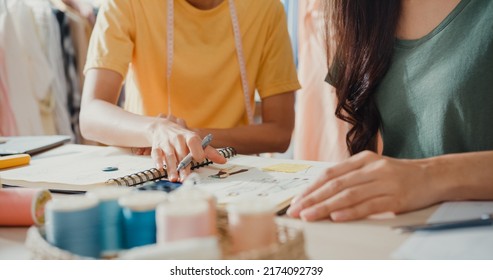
xmin=156 ymin=199 xmax=212 ymax=243
xmin=0 ymin=187 xmax=52 ymax=226
xmin=170 ymin=187 xmax=217 ymax=235
xmin=227 ymin=199 xmax=278 ymax=254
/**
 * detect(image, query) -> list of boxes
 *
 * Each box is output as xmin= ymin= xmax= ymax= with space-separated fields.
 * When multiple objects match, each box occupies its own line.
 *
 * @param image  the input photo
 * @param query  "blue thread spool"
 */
xmin=86 ymin=187 xmax=132 ymax=257
xmin=45 ymin=196 xmax=101 ymax=258
xmin=118 ymin=191 xmax=168 ymax=249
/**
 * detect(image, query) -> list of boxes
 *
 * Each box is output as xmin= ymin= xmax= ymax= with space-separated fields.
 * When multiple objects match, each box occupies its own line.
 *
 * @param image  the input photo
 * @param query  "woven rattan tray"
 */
xmin=25 ymin=209 xmax=307 ymax=260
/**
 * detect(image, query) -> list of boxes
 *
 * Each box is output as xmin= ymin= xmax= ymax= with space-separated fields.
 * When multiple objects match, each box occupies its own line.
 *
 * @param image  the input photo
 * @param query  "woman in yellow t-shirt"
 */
xmin=80 ymin=0 xmax=301 ymax=181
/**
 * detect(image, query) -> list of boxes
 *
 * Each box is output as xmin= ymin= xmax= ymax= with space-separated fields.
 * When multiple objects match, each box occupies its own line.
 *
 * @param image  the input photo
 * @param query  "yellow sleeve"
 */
xmin=255 ymin=1 xmax=301 ymax=98
xmin=84 ymin=0 xmax=135 ymax=78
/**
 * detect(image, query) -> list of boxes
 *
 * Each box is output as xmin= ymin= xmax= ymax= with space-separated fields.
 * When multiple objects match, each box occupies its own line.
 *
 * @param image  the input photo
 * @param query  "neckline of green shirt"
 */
xmin=395 ymin=0 xmax=471 ymax=49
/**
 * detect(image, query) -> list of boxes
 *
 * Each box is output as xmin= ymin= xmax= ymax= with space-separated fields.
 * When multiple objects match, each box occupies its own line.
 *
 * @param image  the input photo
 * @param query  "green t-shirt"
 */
xmin=375 ymin=0 xmax=493 ymax=159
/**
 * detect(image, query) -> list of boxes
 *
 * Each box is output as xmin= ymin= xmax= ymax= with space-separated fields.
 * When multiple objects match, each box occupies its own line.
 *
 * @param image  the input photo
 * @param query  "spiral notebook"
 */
xmin=0 ymin=145 xmax=237 ymax=192
xmin=106 ymin=147 xmax=237 ymax=187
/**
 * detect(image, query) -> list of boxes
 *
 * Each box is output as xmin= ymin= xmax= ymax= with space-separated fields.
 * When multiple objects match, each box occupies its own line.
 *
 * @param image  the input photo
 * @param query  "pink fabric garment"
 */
xmin=0 ymin=48 xmax=18 ymax=136
xmin=293 ymin=0 xmax=350 ymax=162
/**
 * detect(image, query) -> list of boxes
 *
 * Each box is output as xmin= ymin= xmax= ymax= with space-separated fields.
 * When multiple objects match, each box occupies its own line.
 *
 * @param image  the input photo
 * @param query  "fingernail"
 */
xmin=330 ymin=211 xmax=348 ymax=222
xmin=286 ymin=205 xmax=297 ymax=217
xmin=170 ymin=173 xmax=178 ymax=182
xmin=291 ymin=196 xmax=300 ymax=204
xmin=300 ymin=208 xmax=316 ymax=221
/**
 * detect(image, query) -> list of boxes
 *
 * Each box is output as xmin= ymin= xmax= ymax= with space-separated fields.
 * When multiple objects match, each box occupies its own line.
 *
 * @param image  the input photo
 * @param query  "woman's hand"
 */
xmin=132 ymin=114 xmax=188 ymax=156
xmin=147 ymin=116 xmax=226 ymax=182
xmin=287 ymin=151 xmax=444 ymax=222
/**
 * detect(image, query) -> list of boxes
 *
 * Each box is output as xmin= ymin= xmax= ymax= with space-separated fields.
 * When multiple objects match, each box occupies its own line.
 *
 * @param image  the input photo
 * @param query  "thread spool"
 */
xmin=156 ymin=199 xmax=212 ymax=243
xmin=0 ymin=187 xmax=52 ymax=226
xmin=45 ymin=196 xmax=101 ymax=258
xmin=118 ymin=191 xmax=167 ymax=249
xmin=227 ymin=199 xmax=278 ymax=254
xmin=171 ymin=187 xmax=217 ymax=235
xmin=86 ymin=187 xmax=132 ymax=256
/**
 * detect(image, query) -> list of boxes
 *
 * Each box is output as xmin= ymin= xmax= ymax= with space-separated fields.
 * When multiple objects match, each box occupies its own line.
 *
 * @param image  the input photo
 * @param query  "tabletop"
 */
xmin=0 ymin=204 xmax=438 ymax=260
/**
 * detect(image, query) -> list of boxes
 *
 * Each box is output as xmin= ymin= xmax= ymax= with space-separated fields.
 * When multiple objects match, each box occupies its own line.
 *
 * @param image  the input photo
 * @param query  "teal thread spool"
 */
xmin=86 ymin=187 xmax=132 ymax=257
xmin=118 ymin=191 xmax=168 ymax=249
xmin=45 ymin=196 xmax=101 ymax=258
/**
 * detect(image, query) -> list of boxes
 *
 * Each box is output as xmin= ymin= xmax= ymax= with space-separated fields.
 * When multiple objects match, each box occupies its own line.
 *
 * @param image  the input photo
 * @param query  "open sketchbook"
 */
xmin=0 ymin=145 xmax=333 ymax=212
xmin=0 ymin=145 xmax=236 ymax=190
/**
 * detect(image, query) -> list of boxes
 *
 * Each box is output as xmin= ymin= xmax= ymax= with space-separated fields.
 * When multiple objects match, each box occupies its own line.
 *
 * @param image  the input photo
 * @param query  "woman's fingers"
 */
xmin=166 ymin=114 xmax=177 ymax=123
xmin=329 ymin=196 xmax=396 ymax=222
xmin=150 ymin=116 xmax=225 ymax=181
xmin=134 ymin=147 xmax=152 ymax=155
xmin=297 ymin=181 xmax=386 ymax=221
xmin=288 ymin=169 xmax=376 ymax=218
xmin=162 ymin=147 xmax=179 ymax=182
xmin=176 ymin=118 xmax=188 ymax=128
xmin=185 ymin=134 xmax=206 ymax=163
xmin=205 ymin=146 xmax=227 ymax=164
xmin=288 ymin=152 xmax=380 ymax=217
xmin=151 ymin=138 xmax=180 ymax=182
xmin=291 ymin=151 xmax=378 ymax=204
xmin=151 ymin=146 xmax=164 ymax=170
xmin=173 ymin=135 xmax=191 ymax=181
xmin=142 ymin=148 xmax=151 ymax=156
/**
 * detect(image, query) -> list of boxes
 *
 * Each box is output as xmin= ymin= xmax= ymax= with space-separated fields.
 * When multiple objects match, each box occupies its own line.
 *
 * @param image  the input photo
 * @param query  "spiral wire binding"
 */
xmin=105 ymin=147 xmax=237 ymax=187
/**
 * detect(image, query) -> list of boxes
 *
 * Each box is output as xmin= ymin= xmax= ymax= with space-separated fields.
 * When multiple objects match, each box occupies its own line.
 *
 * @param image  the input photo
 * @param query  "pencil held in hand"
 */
xmin=177 ymin=134 xmax=213 ymax=172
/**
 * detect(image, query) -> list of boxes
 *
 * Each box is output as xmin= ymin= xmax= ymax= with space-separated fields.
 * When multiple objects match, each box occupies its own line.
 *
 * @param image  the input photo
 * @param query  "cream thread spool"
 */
xmin=227 ymin=199 xmax=278 ymax=254
xmin=156 ymin=198 xmax=212 ymax=243
xmin=171 ymin=187 xmax=218 ymax=236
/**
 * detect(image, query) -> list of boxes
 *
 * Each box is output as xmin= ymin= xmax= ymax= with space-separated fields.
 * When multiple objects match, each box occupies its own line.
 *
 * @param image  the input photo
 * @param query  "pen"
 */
xmin=176 ymin=134 xmax=213 ymax=172
xmin=394 ymin=213 xmax=493 ymax=233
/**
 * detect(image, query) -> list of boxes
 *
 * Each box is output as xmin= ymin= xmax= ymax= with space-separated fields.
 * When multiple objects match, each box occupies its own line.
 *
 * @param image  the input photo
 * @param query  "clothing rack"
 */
xmin=0 ymin=0 xmax=97 ymax=143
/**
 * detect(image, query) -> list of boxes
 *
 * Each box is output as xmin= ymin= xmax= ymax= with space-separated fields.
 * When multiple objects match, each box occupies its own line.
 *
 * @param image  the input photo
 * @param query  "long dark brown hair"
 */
xmin=324 ymin=1 xmax=401 ymax=155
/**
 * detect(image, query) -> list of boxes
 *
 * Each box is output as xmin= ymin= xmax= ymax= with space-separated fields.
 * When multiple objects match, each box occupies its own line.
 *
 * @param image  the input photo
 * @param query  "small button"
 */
xmin=102 ymin=166 xmax=118 ymax=172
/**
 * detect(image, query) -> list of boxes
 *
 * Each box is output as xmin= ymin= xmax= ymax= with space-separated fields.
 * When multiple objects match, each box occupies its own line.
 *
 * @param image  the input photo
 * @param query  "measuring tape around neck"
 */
xmin=166 ymin=0 xmax=254 ymax=125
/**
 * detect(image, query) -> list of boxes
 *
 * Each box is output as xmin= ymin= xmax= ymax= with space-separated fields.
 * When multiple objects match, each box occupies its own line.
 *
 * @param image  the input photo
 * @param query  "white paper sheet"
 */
xmin=392 ymin=201 xmax=493 ymax=259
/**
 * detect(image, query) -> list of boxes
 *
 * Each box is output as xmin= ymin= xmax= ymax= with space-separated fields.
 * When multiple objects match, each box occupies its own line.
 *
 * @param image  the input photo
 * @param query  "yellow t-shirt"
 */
xmin=85 ymin=0 xmax=300 ymax=128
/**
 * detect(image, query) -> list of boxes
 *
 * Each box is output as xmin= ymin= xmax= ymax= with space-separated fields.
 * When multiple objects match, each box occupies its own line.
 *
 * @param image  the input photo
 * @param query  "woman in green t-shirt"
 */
xmin=288 ymin=0 xmax=493 ymax=221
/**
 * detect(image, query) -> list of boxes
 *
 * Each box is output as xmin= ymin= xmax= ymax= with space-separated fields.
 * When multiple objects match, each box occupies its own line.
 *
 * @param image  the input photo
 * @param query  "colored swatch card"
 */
xmin=262 ymin=163 xmax=312 ymax=173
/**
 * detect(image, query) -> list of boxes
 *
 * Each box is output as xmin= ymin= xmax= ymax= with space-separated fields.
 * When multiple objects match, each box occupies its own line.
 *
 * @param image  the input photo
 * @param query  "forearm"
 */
xmin=196 ymin=92 xmax=295 ymax=155
xmin=419 ymin=151 xmax=493 ymax=201
xmin=196 ymin=122 xmax=292 ymax=155
xmin=80 ymin=99 xmax=158 ymax=148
